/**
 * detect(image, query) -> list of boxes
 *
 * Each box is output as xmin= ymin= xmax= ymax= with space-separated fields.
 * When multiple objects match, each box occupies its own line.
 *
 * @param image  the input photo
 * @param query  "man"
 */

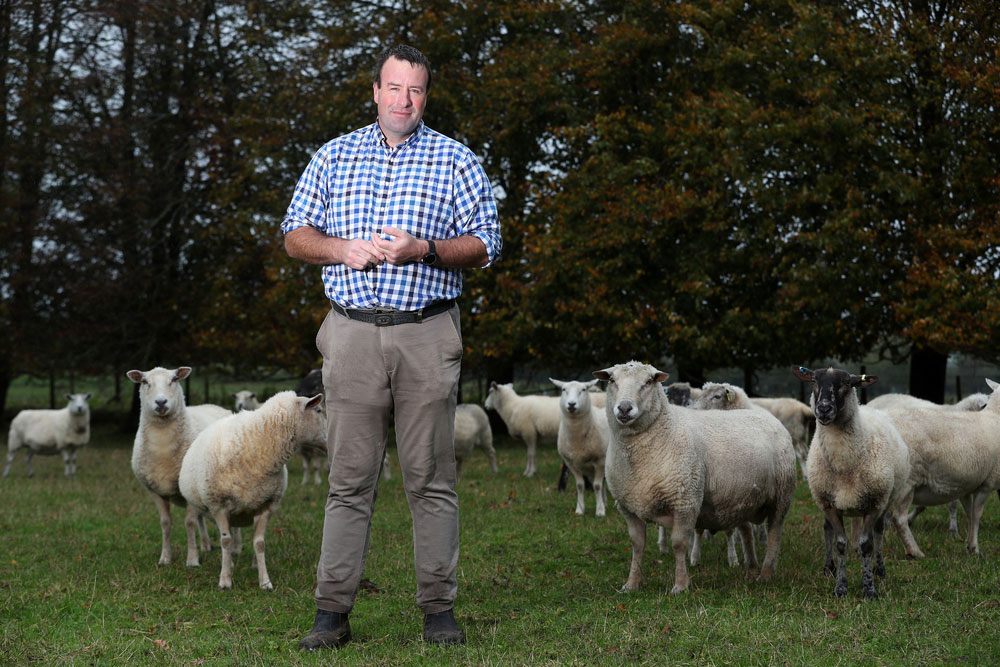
xmin=281 ymin=44 xmax=501 ymax=650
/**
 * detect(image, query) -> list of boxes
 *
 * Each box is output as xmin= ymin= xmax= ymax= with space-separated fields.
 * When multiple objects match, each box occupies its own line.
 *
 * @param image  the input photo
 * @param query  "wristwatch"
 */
xmin=420 ymin=239 xmax=438 ymax=266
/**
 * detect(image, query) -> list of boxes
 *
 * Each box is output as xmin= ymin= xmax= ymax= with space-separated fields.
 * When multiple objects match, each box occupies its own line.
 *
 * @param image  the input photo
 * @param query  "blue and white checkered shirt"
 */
xmin=281 ymin=121 xmax=502 ymax=311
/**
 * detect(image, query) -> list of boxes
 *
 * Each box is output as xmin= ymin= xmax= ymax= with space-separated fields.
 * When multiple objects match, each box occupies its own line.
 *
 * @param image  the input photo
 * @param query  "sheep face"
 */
xmin=666 ymin=383 xmax=692 ymax=407
xmin=127 ymin=366 xmax=192 ymax=419
xmin=691 ymin=383 xmax=739 ymax=411
xmin=594 ymin=362 xmax=669 ymax=428
xmin=297 ymin=394 xmax=328 ymax=449
xmin=551 ymin=378 xmax=597 ymax=416
xmin=66 ymin=393 xmax=92 ymax=416
xmin=792 ymin=367 xmax=877 ymax=426
xmin=484 ymin=381 xmax=506 ymax=412
xmin=232 ymin=391 xmax=259 ymax=412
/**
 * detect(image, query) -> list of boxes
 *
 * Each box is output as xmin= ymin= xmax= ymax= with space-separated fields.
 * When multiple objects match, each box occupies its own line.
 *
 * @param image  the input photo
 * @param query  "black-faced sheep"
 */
xmin=793 ymin=367 xmax=916 ymax=599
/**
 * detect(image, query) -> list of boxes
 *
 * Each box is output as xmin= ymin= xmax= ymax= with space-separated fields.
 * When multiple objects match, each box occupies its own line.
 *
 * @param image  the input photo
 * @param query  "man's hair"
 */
xmin=374 ymin=44 xmax=432 ymax=91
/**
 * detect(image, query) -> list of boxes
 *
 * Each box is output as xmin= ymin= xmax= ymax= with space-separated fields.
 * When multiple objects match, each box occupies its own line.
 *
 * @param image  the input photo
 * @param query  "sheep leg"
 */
xmin=214 ymin=511 xmax=235 ymax=590
xmin=822 ymin=518 xmax=836 ymax=576
xmin=300 ymin=453 xmax=310 ymax=485
xmin=61 ymin=449 xmax=72 ymax=478
xmin=70 ymin=447 xmax=79 ymax=477
xmin=946 ymin=499 xmax=960 ymax=538
xmin=481 ymin=441 xmax=499 ymax=474
xmin=873 ymin=513 xmax=886 ymax=578
xmin=565 ymin=461 xmax=587 ymax=515
xmin=726 ymin=529 xmax=740 ymax=567
xmin=906 ymin=505 xmax=925 ymax=526
xmin=620 ymin=511 xmax=647 ymax=591
xmin=667 ymin=516 xmax=695 ymax=594
xmin=737 ymin=522 xmax=759 ymax=580
xmin=2 ymin=449 xmax=15 ymax=478
xmin=232 ymin=527 xmax=243 ymax=555
xmin=252 ymin=509 xmax=274 ymax=591
xmin=24 ymin=450 xmax=35 ymax=478
xmin=315 ymin=456 xmax=325 ymax=484
xmin=687 ymin=528 xmax=701 ymax=566
xmin=149 ymin=492 xmax=173 ymax=565
xmin=888 ymin=489 xmax=925 ymax=559
xmin=592 ymin=466 xmax=606 ymax=518
xmin=523 ymin=432 xmax=537 ymax=477
xmin=857 ymin=512 xmax=879 ymax=600
xmin=822 ymin=509 xmax=849 ymax=597
xmin=183 ymin=505 xmax=201 ymax=567
xmin=961 ymin=492 xmax=989 ymax=555
xmin=196 ymin=514 xmax=212 ymax=552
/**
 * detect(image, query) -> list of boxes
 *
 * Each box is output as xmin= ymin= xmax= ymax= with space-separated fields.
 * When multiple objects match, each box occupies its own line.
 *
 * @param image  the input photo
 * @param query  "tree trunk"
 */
xmin=909 ymin=346 xmax=947 ymax=403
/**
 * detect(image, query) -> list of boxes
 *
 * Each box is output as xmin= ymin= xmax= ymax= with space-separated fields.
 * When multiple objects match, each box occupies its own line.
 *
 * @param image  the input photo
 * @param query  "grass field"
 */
xmin=2 ymin=419 xmax=1000 ymax=666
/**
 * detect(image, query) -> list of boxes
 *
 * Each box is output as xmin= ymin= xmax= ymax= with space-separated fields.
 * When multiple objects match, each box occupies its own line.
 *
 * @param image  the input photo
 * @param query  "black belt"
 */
xmin=330 ymin=299 xmax=455 ymax=326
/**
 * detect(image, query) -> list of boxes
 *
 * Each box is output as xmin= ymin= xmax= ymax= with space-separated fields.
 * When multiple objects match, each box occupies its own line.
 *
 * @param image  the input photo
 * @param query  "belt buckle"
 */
xmin=373 ymin=309 xmax=394 ymax=327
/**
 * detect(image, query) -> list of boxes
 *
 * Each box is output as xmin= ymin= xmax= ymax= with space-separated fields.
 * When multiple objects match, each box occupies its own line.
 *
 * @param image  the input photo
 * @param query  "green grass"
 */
xmin=2 ymin=423 xmax=1000 ymax=665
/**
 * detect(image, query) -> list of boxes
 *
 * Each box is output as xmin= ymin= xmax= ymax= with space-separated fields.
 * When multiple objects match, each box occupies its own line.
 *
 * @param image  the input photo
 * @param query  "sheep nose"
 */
xmin=567 ymin=402 xmax=577 ymax=413
xmin=615 ymin=399 xmax=636 ymax=424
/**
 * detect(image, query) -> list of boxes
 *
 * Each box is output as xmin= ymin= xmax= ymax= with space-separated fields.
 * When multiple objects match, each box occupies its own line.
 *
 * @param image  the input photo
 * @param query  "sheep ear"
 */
xmin=85 ymin=393 xmax=92 ymax=400
xmin=126 ymin=370 xmax=144 ymax=383
xmin=792 ymin=366 xmax=814 ymax=382
xmin=652 ymin=371 xmax=669 ymax=384
xmin=231 ymin=393 xmax=238 ymax=399
xmin=175 ymin=367 xmax=193 ymax=380
xmin=305 ymin=394 xmax=323 ymax=409
xmin=550 ymin=378 xmax=564 ymax=389
xmin=593 ymin=369 xmax=612 ymax=381
xmin=853 ymin=374 xmax=878 ymax=388
xmin=986 ymin=378 xmax=1000 ymax=393
xmin=584 ymin=379 xmax=599 ymax=389
xmin=65 ymin=393 xmax=72 ymax=401
xmin=725 ymin=389 xmax=734 ymax=402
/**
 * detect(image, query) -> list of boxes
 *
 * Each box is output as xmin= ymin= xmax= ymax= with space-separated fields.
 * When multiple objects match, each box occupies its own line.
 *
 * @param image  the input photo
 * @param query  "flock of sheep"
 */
xmin=5 ymin=361 xmax=1000 ymax=601
xmin=486 ymin=362 xmax=1000 ymax=600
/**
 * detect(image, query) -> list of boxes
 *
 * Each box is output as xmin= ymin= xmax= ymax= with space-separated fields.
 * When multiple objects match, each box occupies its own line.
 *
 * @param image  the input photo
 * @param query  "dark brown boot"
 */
xmin=422 ymin=609 xmax=465 ymax=645
xmin=298 ymin=609 xmax=351 ymax=650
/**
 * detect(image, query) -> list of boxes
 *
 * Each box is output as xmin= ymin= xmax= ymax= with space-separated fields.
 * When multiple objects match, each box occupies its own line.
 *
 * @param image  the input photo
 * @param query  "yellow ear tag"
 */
xmin=726 ymin=390 xmax=734 ymax=402
xmin=861 ymin=375 xmax=867 ymax=382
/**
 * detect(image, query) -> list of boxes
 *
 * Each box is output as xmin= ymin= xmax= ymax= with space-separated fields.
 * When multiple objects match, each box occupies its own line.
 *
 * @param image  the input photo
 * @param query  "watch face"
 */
xmin=421 ymin=253 xmax=436 ymax=265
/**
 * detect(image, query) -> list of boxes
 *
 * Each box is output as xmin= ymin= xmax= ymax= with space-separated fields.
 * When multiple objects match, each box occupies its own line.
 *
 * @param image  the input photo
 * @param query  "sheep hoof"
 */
xmin=186 ymin=559 xmax=200 ymax=568
xmin=862 ymin=587 xmax=877 ymax=601
xmin=669 ymin=584 xmax=688 ymax=595
xmin=218 ymin=580 xmax=233 ymax=590
xmin=260 ymin=581 xmax=273 ymax=591
xmin=905 ymin=550 xmax=925 ymax=560
xmin=834 ymin=583 xmax=848 ymax=598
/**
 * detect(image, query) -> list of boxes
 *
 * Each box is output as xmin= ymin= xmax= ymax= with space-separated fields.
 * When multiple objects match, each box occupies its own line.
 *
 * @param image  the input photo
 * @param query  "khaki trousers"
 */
xmin=314 ymin=304 xmax=462 ymax=614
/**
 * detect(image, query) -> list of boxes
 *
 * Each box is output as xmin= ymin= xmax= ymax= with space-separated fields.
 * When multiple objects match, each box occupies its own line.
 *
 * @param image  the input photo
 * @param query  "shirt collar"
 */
xmin=372 ymin=120 xmax=425 ymax=150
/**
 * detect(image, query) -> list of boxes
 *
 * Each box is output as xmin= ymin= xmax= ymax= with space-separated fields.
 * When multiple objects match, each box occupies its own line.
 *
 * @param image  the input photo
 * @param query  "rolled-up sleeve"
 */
xmin=454 ymin=156 xmax=502 ymax=267
xmin=281 ymin=147 xmax=331 ymax=235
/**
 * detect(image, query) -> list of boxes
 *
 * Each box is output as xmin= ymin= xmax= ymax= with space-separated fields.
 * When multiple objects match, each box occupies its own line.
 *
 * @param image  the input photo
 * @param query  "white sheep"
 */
xmin=179 ymin=391 xmax=326 ymax=590
xmin=793 ymin=366 xmax=916 ymax=599
xmin=868 ymin=391 xmax=988 ymax=536
xmin=484 ymin=381 xmax=560 ymax=477
xmin=4 ymin=393 xmax=92 ymax=478
xmin=231 ymin=390 xmax=261 ymax=412
xmin=594 ymin=361 xmax=796 ymax=594
xmin=749 ymin=396 xmax=814 ymax=470
xmin=879 ymin=379 xmax=1000 ymax=556
xmin=454 ymin=403 xmax=498 ymax=476
xmin=687 ymin=381 xmax=772 ymax=566
xmin=867 ymin=392 xmax=988 ymax=411
xmin=127 ymin=366 xmax=233 ymax=566
xmin=550 ymin=378 xmax=609 ymax=516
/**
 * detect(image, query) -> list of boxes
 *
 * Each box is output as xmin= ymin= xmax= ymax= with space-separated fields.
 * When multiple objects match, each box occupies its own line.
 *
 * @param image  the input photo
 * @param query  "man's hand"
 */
xmin=372 ymin=227 xmax=424 ymax=265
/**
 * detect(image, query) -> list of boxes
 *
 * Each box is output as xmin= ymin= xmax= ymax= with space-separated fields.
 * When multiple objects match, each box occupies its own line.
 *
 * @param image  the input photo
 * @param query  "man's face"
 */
xmin=373 ymin=56 xmax=428 ymax=147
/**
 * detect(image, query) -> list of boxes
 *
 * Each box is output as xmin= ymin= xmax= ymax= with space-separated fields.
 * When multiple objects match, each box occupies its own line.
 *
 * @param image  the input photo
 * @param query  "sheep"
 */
xmin=594 ymin=361 xmax=796 ymax=594
xmin=749 ymin=397 xmax=814 ymax=471
xmin=792 ymin=366 xmax=917 ymax=599
xmin=878 ymin=378 xmax=1000 ymax=556
xmin=867 ymin=392 xmax=988 ymax=412
xmin=232 ymin=390 xmax=260 ymax=412
xmin=687 ymin=381 xmax=772 ymax=565
xmin=453 ymin=403 xmax=498 ymax=476
xmin=868 ymin=392 xmax=988 ymax=536
xmin=550 ymin=378 xmax=609 ymax=516
xmin=4 ymin=393 xmax=92 ymax=478
xmin=179 ymin=391 xmax=326 ymax=590
xmin=127 ymin=366 xmax=233 ymax=566
xmin=484 ymin=381 xmax=560 ymax=477
xmin=666 ymin=382 xmax=701 ymax=407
